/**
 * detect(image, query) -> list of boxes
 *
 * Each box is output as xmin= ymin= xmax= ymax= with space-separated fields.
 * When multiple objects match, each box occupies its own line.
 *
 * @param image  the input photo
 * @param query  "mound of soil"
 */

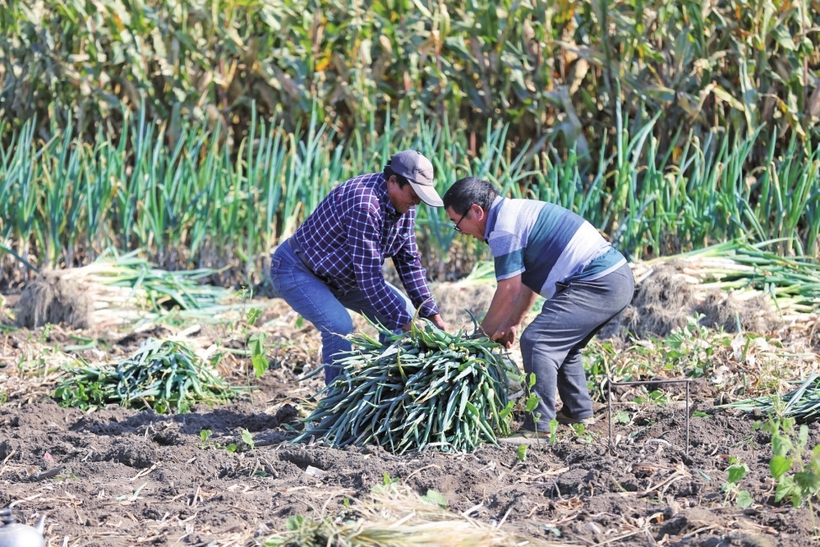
xmin=600 ymin=261 xmax=784 ymax=339
xmin=14 ymin=271 xmax=92 ymax=330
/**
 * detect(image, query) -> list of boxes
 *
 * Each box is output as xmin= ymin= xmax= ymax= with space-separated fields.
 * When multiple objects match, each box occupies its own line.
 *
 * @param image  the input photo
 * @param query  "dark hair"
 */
xmin=383 ymin=165 xmax=410 ymax=188
xmin=442 ymin=177 xmax=499 ymax=214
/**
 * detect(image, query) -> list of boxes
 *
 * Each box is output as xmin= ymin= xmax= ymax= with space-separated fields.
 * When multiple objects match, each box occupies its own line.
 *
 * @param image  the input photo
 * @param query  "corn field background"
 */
xmin=1 ymin=0 xmax=819 ymax=285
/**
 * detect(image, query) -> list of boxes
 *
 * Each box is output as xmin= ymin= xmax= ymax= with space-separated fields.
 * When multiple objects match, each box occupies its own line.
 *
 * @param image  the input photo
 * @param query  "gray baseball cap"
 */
xmin=388 ymin=150 xmax=443 ymax=207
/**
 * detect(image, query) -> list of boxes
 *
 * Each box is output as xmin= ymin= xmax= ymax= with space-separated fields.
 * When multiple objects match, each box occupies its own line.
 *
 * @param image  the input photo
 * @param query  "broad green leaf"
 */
xmin=736 ymin=490 xmax=754 ymax=508
xmin=770 ymin=455 xmax=792 ymax=480
xmin=249 ymin=332 xmax=270 ymax=377
xmin=771 ymin=433 xmax=793 ymax=458
xmin=769 ymin=25 xmax=796 ymax=51
xmin=248 ymin=332 xmax=267 ymax=356
xmin=726 ymin=463 xmax=748 ymax=484
xmin=798 ymin=425 xmax=809 ymax=449
xmin=711 ymin=85 xmax=745 ymax=111
xmin=811 ymin=445 xmax=820 ymax=473
xmin=241 ymin=428 xmax=255 ymax=450
xmin=422 ymin=489 xmax=448 ymax=508
xmin=251 ymin=354 xmax=269 ymax=378
xmin=246 ymin=307 xmax=262 ymax=326
xmin=774 ymin=476 xmax=797 ymax=504
xmin=794 ymin=471 xmax=820 ymax=496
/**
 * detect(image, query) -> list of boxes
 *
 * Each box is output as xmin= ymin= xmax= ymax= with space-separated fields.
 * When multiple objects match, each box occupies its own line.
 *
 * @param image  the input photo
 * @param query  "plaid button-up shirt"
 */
xmin=293 ymin=172 xmax=440 ymax=330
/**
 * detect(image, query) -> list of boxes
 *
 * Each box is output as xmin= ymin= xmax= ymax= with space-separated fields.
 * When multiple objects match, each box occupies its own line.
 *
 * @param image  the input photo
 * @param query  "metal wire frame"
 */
xmin=607 ymin=377 xmax=693 ymax=456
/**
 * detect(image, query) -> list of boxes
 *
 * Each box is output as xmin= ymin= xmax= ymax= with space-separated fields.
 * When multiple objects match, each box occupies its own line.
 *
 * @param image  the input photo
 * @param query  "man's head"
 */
xmin=442 ymin=177 xmax=499 ymax=240
xmin=385 ymin=150 xmax=443 ymax=207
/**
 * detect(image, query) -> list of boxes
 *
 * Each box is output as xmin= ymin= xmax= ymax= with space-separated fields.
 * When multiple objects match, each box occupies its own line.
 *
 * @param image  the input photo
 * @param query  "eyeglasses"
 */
xmin=452 ymin=208 xmax=470 ymax=233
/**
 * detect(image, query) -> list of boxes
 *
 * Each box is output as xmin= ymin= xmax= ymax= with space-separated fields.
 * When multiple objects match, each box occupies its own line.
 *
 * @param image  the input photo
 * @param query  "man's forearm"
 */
xmin=505 ymin=286 xmax=537 ymax=328
xmin=480 ymin=278 xmax=522 ymax=335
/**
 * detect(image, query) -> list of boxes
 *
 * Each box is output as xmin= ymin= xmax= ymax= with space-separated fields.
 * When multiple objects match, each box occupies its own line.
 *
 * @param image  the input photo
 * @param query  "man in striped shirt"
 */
xmin=442 ymin=177 xmax=634 ymax=441
xmin=270 ymin=150 xmax=447 ymax=384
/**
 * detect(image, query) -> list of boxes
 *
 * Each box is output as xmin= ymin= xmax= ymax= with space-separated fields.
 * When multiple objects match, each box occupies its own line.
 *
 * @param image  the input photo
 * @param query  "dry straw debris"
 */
xmin=265 ymin=483 xmax=561 ymax=547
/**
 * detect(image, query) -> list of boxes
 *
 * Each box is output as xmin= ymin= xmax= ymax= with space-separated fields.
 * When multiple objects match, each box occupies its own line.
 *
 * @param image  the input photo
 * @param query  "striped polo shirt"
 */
xmin=484 ymin=196 xmax=626 ymax=298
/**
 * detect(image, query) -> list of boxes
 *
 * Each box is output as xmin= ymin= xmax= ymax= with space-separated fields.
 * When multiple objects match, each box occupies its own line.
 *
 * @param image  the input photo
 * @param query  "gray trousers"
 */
xmin=520 ymin=262 xmax=634 ymax=430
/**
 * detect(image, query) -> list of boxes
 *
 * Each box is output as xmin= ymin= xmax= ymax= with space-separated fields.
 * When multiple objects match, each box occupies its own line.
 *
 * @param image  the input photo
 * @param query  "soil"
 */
xmin=2 ymin=285 xmax=820 ymax=546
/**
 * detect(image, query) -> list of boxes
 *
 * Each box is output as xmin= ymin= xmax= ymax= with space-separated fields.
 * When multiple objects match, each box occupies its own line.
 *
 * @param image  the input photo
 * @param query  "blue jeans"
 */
xmin=269 ymin=239 xmax=414 ymax=384
xmin=519 ymin=262 xmax=634 ymax=430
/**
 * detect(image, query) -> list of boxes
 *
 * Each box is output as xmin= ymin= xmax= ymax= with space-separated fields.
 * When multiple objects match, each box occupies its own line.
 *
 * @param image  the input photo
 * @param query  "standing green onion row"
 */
xmin=293 ymin=321 xmax=521 ymax=454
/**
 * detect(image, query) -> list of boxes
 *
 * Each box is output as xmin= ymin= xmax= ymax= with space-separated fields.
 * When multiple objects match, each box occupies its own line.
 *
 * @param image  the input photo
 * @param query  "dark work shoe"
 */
xmin=555 ymin=409 xmax=595 ymax=426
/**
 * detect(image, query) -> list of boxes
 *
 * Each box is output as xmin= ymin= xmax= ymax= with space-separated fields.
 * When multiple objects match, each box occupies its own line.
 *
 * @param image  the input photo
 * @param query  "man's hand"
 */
xmin=491 ymin=325 xmax=517 ymax=349
xmin=428 ymin=314 xmax=447 ymax=331
xmin=401 ymin=314 xmax=447 ymax=333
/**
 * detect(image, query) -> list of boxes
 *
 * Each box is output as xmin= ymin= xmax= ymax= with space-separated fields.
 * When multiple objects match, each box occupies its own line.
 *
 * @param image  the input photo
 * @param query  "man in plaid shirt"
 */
xmin=269 ymin=150 xmax=447 ymax=384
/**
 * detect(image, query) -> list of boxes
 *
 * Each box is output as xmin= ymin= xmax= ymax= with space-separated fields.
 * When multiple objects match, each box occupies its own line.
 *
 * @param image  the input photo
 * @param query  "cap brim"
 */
xmin=409 ymin=181 xmax=444 ymax=207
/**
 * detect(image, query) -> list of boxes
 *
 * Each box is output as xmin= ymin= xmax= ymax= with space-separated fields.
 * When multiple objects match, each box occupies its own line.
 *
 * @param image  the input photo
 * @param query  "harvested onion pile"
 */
xmin=294 ymin=321 xmax=521 ymax=454
xmin=722 ymin=373 xmax=820 ymax=423
xmin=54 ymin=339 xmax=240 ymax=413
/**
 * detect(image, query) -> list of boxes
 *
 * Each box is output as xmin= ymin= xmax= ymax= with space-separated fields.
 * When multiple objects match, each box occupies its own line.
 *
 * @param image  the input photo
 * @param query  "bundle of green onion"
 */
xmin=293 ymin=321 xmax=520 ymax=454
xmin=721 ymin=374 xmax=820 ymax=423
xmin=55 ymin=339 xmax=240 ymax=413
xmin=631 ymin=239 xmax=820 ymax=314
xmin=66 ymin=250 xmax=232 ymax=314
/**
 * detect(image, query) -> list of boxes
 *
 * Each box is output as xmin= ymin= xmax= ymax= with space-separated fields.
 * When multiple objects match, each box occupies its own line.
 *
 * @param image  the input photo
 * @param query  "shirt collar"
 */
xmin=379 ymin=174 xmax=401 ymax=219
xmin=483 ymin=195 xmax=504 ymax=243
